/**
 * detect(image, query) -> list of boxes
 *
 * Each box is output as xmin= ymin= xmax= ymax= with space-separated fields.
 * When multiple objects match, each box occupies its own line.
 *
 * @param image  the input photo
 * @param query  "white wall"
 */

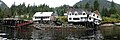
xmin=68 ymin=11 xmax=88 ymax=22
xmin=32 ymin=16 xmax=50 ymax=21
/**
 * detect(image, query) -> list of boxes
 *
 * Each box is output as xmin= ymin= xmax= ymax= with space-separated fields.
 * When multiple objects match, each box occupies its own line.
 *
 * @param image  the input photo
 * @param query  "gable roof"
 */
xmin=93 ymin=10 xmax=100 ymax=16
xmin=33 ymin=12 xmax=53 ymax=17
xmin=68 ymin=8 xmax=92 ymax=14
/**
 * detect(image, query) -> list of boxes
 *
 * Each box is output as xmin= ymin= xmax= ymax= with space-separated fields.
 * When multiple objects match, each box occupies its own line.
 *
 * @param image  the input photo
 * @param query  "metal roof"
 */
xmin=33 ymin=12 xmax=53 ymax=17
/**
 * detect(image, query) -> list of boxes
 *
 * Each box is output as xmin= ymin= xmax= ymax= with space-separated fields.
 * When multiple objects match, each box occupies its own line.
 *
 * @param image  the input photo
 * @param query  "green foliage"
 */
xmin=85 ymin=2 xmax=90 ymax=9
xmin=55 ymin=5 xmax=69 ymax=16
xmin=94 ymin=0 xmax=99 ymax=10
xmin=9 ymin=3 xmax=70 ymax=20
xmin=102 ymin=17 xmax=120 ymax=23
xmin=109 ymin=0 xmax=117 ymax=17
xmin=73 ymin=0 xmax=120 ymax=19
xmin=10 ymin=3 xmax=55 ymax=20
xmin=1 ymin=0 xmax=120 ymax=21
xmin=101 ymin=7 xmax=109 ymax=17
xmin=0 ymin=8 xmax=11 ymax=18
xmin=56 ymin=16 xmax=68 ymax=23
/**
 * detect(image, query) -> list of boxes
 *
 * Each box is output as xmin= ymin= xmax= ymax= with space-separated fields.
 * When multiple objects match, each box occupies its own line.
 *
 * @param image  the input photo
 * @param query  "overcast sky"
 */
xmin=1 ymin=0 xmax=120 ymax=8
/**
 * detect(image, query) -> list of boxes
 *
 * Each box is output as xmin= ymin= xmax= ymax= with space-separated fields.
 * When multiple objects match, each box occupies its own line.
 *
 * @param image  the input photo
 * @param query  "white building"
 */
xmin=67 ymin=9 xmax=102 ymax=25
xmin=89 ymin=10 xmax=102 ymax=25
xmin=32 ymin=12 xmax=57 ymax=22
xmin=68 ymin=9 xmax=88 ymax=22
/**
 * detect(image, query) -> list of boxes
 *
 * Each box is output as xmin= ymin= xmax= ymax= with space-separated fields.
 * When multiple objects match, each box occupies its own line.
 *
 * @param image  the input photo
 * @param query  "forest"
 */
xmin=0 ymin=0 xmax=120 ymax=23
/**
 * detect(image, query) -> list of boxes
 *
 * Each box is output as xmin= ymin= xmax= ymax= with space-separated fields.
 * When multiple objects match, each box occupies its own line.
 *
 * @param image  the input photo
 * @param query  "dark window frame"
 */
xmin=83 ymin=13 xmax=86 ymax=15
xmin=75 ymin=13 xmax=77 ymax=15
xmin=69 ymin=13 xmax=71 ymax=15
xmin=35 ymin=17 xmax=49 ymax=19
xmin=89 ymin=18 xmax=91 ymax=20
xmin=73 ymin=18 xmax=79 ymax=20
xmin=93 ymin=14 xmax=95 ymax=16
xmin=78 ymin=13 xmax=82 ymax=15
xmin=69 ymin=18 xmax=72 ymax=20
xmin=97 ymin=16 xmax=99 ymax=18
xmin=72 ymin=13 xmax=74 ymax=15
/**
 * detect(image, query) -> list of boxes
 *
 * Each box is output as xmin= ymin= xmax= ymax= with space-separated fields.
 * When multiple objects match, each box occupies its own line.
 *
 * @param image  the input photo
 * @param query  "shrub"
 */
xmin=102 ymin=17 xmax=120 ymax=23
xmin=56 ymin=16 xmax=68 ymax=23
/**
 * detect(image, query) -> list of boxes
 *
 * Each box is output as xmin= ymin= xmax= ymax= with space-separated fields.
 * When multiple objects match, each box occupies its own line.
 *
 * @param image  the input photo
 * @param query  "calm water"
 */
xmin=0 ymin=25 xmax=96 ymax=40
xmin=0 ymin=25 xmax=120 ymax=40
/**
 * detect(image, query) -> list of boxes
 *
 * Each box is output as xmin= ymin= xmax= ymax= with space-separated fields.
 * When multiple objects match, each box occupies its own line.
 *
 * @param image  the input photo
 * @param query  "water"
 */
xmin=100 ymin=26 xmax=120 ymax=40
xmin=0 ymin=24 xmax=108 ymax=40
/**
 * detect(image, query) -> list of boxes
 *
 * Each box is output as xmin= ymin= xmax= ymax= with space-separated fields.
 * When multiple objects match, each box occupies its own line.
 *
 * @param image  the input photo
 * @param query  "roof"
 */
xmin=93 ymin=10 xmax=100 ymax=16
xmin=68 ymin=8 xmax=92 ymax=14
xmin=3 ymin=18 xmax=20 ymax=20
xmin=33 ymin=12 xmax=53 ymax=17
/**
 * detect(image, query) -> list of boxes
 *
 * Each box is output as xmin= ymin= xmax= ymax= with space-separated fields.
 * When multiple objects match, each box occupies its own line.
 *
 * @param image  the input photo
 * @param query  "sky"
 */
xmin=1 ymin=0 xmax=120 ymax=8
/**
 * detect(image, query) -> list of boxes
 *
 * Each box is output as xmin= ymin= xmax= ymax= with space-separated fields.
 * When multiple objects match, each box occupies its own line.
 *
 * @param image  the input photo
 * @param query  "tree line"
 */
xmin=0 ymin=0 xmax=119 ymax=20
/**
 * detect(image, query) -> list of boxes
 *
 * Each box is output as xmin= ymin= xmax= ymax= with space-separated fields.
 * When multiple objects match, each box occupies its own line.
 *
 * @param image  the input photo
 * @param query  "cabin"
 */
xmin=32 ymin=12 xmax=57 ymax=23
xmin=67 ymin=8 xmax=102 ymax=25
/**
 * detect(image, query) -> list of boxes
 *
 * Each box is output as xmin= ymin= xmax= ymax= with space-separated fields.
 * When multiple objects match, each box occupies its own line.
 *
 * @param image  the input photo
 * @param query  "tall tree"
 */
xmin=85 ymin=2 xmax=90 ymax=9
xmin=101 ymin=7 xmax=109 ymax=17
xmin=109 ymin=0 xmax=117 ymax=17
xmin=94 ymin=0 xmax=99 ymax=11
xmin=10 ymin=2 xmax=17 ymax=17
xmin=55 ymin=5 xmax=69 ymax=16
xmin=0 ymin=8 xmax=3 ymax=18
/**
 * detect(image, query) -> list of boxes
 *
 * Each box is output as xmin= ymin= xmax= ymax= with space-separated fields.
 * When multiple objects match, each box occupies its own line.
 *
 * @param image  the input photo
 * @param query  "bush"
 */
xmin=56 ymin=16 xmax=68 ymax=23
xmin=102 ymin=17 xmax=120 ymax=23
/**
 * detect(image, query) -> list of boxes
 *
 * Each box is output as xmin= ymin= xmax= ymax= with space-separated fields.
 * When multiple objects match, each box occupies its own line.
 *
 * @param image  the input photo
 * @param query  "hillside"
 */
xmin=0 ymin=0 xmax=8 ymax=9
xmin=74 ymin=0 xmax=120 ymax=13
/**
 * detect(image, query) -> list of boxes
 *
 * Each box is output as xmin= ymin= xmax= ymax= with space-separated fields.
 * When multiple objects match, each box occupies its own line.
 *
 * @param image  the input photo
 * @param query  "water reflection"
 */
xmin=0 ymin=25 xmax=99 ymax=40
xmin=31 ymin=27 xmax=97 ymax=40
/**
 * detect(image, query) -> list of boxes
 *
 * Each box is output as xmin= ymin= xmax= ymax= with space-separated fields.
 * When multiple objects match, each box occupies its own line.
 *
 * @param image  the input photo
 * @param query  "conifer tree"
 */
xmin=85 ymin=2 xmax=90 ymax=9
xmin=94 ymin=0 xmax=99 ymax=11
xmin=109 ymin=0 xmax=117 ymax=17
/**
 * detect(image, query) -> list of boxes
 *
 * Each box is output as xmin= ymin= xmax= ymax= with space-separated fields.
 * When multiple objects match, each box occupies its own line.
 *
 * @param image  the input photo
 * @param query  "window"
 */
xmin=73 ymin=18 xmax=79 ymax=20
xmin=69 ymin=18 xmax=72 ymax=20
xmin=97 ymin=16 xmax=99 ymax=18
xmin=81 ymin=17 xmax=83 ymax=19
xmin=35 ymin=17 xmax=41 ymax=19
xmin=89 ymin=18 xmax=91 ymax=20
xmin=43 ymin=17 xmax=49 ymax=19
xmin=70 ymin=13 xmax=71 ymax=15
xmin=74 ymin=11 xmax=78 ymax=15
xmin=78 ymin=13 xmax=82 ymax=15
xmin=69 ymin=12 xmax=72 ymax=15
xmin=75 ymin=13 xmax=77 ymax=15
xmin=83 ymin=13 xmax=85 ymax=15
xmin=69 ymin=13 xmax=71 ymax=15
xmin=72 ymin=13 xmax=74 ymax=15
xmin=93 ymin=14 xmax=95 ymax=16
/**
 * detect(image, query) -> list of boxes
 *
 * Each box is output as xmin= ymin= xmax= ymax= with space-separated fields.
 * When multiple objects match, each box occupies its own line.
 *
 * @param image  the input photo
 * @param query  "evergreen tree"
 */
xmin=109 ymin=0 xmax=117 ymax=17
xmin=0 ymin=8 xmax=3 ymax=18
xmin=94 ymin=0 xmax=99 ymax=11
xmin=10 ymin=2 xmax=17 ymax=17
xmin=101 ymin=7 xmax=109 ymax=17
xmin=74 ymin=5 xmax=79 ymax=8
xmin=55 ymin=5 xmax=69 ymax=16
xmin=85 ymin=2 xmax=90 ymax=9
